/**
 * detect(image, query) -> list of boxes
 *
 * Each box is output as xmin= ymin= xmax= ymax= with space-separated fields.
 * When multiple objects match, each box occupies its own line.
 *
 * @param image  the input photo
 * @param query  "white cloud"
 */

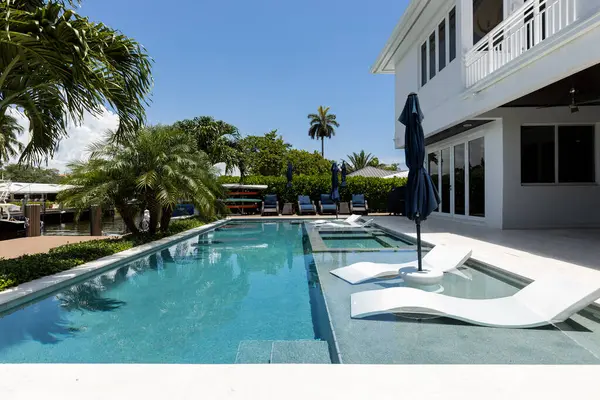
xmin=8 ymin=107 xmax=119 ymax=172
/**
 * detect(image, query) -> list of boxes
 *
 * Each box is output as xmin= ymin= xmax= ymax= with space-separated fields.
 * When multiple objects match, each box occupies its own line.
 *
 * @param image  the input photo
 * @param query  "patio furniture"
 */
xmin=387 ymin=186 xmax=406 ymax=216
xmin=261 ymin=194 xmax=279 ymax=216
xmin=350 ymin=194 xmax=368 ymax=215
xmin=297 ymin=195 xmax=317 ymax=215
xmin=318 ymin=218 xmax=374 ymax=230
xmin=330 ymin=245 xmax=472 ymax=284
xmin=318 ymin=194 xmax=338 ymax=215
xmin=339 ymin=201 xmax=350 ymax=215
xmin=282 ymin=202 xmax=295 ymax=215
xmin=350 ymin=276 xmax=600 ymax=328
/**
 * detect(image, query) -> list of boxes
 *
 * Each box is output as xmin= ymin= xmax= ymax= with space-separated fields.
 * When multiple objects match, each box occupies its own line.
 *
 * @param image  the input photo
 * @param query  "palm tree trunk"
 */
xmin=321 ymin=136 xmax=324 ymax=157
xmin=160 ymin=206 xmax=173 ymax=233
xmin=115 ymin=203 xmax=139 ymax=234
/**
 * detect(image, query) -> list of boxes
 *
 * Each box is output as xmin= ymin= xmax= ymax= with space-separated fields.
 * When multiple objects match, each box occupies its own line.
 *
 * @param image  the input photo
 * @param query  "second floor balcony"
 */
xmin=465 ymin=0 xmax=594 ymax=88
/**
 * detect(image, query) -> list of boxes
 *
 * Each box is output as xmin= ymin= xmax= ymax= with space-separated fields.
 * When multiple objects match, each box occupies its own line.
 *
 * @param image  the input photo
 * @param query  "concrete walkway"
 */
xmin=0 ymin=236 xmax=109 ymax=259
xmin=373 ymin=216 xmax=600 ymax=284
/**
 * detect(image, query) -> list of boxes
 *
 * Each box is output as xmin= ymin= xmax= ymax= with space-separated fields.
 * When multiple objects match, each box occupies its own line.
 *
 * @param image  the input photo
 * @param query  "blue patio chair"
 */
xmin=350 ymin=194 xmax=368 ymax=215
xmin=261 ymin=194 xmax=279 ymax=216
xmin=318 ymin=194 xmax=338 ymax=215
xmin=297 ymin=195 xmax=316 ymax=215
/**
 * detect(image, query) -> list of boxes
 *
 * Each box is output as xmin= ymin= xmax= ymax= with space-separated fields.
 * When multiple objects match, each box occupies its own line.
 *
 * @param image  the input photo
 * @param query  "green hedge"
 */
xmin=219 ymin=175 xmax=407 ymax=212
xmin=0 ymin=217 xmax=207 ymax=291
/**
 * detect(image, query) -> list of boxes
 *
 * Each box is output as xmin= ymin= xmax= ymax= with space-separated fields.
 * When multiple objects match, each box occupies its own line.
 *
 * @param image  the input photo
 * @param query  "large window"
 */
xmin=428 ymin=152 xmax=439 ymax=211
xmin=469 ymin=137 xmax=485 ymax=217
xmin=521 ymin=125 xmax=595 ymax=184
xmin=454 ymin=144 xmax=465 ymax=215
xmin=421 ymin=42 xmax=427 ymax=86
xmin=429 ymin=33 xmax=436 ymax=80
xmin=449 ymin=7 xmax=456 ymax=62
xmin=441 ymin=148 xmax=451 ymax=213
xmin=420 ymin=7 xmax=457 ymax=87
xmin=438 ymin=20 xmax=446 ymax=71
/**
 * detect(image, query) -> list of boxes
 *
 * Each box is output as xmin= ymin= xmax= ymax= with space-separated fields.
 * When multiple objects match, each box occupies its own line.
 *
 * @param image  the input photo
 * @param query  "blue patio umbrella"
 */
xmin=399 ymin=93 xmax=440 ymax=271
xmin=331 ymin=162 xmax=340 ymax=217
xmin=341 ymin=161 xmax=348 ymax=187
xmin=286 ymin=161 xmax=293 ymax=188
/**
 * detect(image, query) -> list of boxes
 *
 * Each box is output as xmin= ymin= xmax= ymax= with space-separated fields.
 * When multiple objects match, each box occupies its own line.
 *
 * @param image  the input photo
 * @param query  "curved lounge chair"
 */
xmin=318 ymin=218 xmax=374 ymax=230
xmin=350 ymin=276 xmax=600 ymax=328
xmin=310 ymin=214 xmax=361 ymax=225
xmin=330 ymin=245 xmax=472 ymax=284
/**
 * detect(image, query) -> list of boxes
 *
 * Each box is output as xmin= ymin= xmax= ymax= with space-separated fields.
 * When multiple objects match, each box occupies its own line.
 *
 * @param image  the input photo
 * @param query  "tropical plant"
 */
xmin=0 ymin=113 xmax=23 ymax=165
xmin=307 ymin=106 xmax=339 ymax=157
xmin=59 ymin=125 xmax=224 ymax=234
xmin=174 ymin=116 xmax=241 ymax=169
xmin=0 ymin=0 xmax=152 ymax=163
xmin=285 ymin=149 xmax=332 ymax=176
xmin=237 ymin=130 xmax=291 ymax=176
xmin=0 ymin=163 xmax=61 ymax=183
xmin=345 ymin=150 xmax=376 ymax=172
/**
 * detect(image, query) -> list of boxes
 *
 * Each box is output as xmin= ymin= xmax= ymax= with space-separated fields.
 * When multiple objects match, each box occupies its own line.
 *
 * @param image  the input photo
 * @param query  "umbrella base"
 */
xmin=400 ymin=267 xmax=443 ymax=287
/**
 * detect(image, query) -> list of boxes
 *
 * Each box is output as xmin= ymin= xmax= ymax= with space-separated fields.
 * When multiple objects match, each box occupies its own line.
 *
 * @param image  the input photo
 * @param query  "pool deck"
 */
xmin=371 ymin=216 xmax=600 ymax=293
xmin=0 ymin=236 xmax=112 ymax=260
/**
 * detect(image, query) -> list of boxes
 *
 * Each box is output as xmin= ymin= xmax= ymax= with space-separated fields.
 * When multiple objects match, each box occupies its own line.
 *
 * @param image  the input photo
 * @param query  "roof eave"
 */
xmin=371 ymin=0 xmax=428 ymax=74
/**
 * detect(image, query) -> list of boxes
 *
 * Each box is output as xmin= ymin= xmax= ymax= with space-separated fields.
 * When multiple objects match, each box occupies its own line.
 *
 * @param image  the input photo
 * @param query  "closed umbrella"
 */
xmin=331 ymin=162 xmax=340 ymax=218
xmin=341 ymin=161 xmax=348 ymax=187
xmin=399 ymin=93 xmax=440 ymax=271
xmin=286 ymin=161 xmax=293 ymax=188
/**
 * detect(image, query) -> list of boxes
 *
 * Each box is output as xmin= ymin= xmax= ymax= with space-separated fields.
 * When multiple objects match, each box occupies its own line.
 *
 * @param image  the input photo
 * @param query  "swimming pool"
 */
xmin=319 ymin=228 xmax=413 ymax=250
xmin=0 ymin=222 xmax=333 ymax=363
xmin=2 ymin=220 xmax=600 ymax=364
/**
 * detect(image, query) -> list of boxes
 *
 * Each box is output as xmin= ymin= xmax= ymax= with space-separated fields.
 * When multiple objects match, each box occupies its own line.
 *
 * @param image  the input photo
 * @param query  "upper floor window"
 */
xmin=420 ymin=6 xmax=457 ymax=87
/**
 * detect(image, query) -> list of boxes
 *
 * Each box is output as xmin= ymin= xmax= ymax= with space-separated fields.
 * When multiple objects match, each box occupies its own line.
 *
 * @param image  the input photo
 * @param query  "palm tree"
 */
xmin=345 ymin=150 xmax=375 ymax=172
xmin=59 ymin=125 xmax=224 ymax=235
xmin=308 ymin=106 xmax=339 ymax=157
xmin=0 ymin=113 xmax=24 ymax=166
xmin=0 ymin=1 xmax=152 ymax=163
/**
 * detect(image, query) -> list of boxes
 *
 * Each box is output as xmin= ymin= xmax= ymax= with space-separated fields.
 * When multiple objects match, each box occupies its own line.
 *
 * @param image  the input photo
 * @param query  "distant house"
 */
xmin=347 ymin=166 xmax=399 ymax=178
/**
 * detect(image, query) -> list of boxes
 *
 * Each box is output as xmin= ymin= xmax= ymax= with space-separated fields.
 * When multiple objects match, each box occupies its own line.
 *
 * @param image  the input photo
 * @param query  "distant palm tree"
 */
xmin=0 ymin=113 xmax=24 ymax=166
xmin=345 ymin=150 xmax=375 ymax=172
xmin=308 ymin=106 xmax=339 ymax=157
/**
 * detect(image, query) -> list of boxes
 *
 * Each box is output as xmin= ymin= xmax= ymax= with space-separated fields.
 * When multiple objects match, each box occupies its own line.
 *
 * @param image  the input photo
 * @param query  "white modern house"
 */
xmin=373 ymin=0 xmax=600 ymax=229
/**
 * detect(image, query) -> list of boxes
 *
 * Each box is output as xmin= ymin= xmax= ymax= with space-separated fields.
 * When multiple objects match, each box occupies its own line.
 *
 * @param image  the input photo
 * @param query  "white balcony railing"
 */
xmin=465 ymin=0 xmax=578 ymax=87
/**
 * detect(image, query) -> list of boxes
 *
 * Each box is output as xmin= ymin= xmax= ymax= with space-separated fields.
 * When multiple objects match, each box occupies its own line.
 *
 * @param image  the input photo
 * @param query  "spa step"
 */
xmin=235 ymin=340 xmax=273 ymax=364
xmin=270 ymin=340 xmax=331 ymax=364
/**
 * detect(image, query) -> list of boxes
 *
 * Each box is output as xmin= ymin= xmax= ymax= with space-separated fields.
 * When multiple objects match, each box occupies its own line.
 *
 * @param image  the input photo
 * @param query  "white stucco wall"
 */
xmin=425 ymin=120 xmax=504 ymax=229
xmin=483 ymin=107 xmax=600 ymax=229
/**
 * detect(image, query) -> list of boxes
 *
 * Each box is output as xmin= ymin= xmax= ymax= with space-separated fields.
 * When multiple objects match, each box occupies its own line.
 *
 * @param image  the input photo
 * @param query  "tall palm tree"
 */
xmin=59 ymin=125 xmax=224 ymax=235
xmin=308 ymin=106 xmax=339 ymax=157
xmin=0 ymin=113 xmax=24 ymax=166
xmin=345 ymin=150 xmax=375 ymax=172
xmin=0 ymin=1 xmax=152 ymax=163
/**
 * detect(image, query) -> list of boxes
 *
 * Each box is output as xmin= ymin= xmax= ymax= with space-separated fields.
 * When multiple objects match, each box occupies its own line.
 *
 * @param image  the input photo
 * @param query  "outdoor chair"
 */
xmin=318 ymin=194 xmax=338 ymax=215
xmin=297 ymin=195 xmax=316 ymax=215
xmin=261 ymin=194 xmax=279 ymax=216
xmin=350 ymin=194 xmax=368 ymax=215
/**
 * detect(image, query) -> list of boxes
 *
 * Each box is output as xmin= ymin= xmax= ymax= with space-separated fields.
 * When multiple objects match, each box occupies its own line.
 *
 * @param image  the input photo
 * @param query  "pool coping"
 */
xmin=0 ymin=219 xmax=228 ymax=314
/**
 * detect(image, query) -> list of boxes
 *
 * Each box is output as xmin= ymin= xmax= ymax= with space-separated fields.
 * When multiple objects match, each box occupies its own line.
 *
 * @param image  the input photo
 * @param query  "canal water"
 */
xmin=42 ymin=214 xmax=126 ymax=236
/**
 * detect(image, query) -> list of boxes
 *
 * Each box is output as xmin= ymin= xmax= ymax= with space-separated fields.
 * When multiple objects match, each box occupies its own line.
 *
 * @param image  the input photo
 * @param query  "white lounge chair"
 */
xmin=318 ymin=218 xmax=374 ymax=230
xmin=330 ymin=245 xmax=472 ymax=284
xmin=310 ymin=214 xmax=361 ymax=225
xmin=350 ymin=276 xmax=600 ymax=328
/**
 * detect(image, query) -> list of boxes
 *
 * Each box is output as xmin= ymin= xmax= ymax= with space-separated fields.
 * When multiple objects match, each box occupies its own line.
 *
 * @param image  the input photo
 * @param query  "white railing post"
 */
xmin=533 ymin=0 xmax=540 ymax=45
xmin=488 ymin=35 xmax=494 ymax=74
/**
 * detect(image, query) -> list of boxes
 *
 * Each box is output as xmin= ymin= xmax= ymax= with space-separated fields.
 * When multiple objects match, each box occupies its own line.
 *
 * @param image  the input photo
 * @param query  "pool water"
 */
xmin=0 ymin=222 xmax=330 ymax=363
xmin=320 ymin=229 xmax=412 ymax=249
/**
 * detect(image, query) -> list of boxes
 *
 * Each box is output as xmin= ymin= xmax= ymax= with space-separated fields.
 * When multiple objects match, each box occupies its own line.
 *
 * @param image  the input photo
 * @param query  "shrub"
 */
xmin=0 ymin=217 xmax=207 ymax=291
xmin=219 ymin=175 xmax=407 ymax=212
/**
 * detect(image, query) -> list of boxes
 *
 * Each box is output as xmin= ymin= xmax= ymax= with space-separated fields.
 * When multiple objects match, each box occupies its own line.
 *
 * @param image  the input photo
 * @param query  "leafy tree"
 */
xmin=285 ymin=149 xmax=331 ymax=176
xmin=238 ymin=130 xmax=291 ymax=176
xmin=345 ymin=150 xmax=375 ymax=172
xmin=307 ymin=106 xmax=339 ymax=157
xmin=0 ymin=163 xmax=61 ymax=183
xmin=174 ymin=116 xmax=241 ymax=170
xmin=0 ymin=114 xmax=23 ymax=166
xmin=59 ymin=125 xmax=224 ymax=235
xmin=0 ymin=0 xmax=152 ymax=163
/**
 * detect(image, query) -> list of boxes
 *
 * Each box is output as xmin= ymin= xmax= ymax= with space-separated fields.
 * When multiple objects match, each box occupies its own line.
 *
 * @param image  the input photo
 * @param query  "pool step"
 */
xmin=270 ymin=340 xmax=331 ymax=364
xmin=235 ymin=340 xmax=331 ymax=364
xmin=235 ymin=340 xmax=273 ymax=364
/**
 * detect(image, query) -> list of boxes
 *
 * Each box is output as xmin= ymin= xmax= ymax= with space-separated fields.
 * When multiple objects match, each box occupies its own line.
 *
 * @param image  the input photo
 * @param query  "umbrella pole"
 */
xmin=416 ymin=214 xmax=423 ymax=272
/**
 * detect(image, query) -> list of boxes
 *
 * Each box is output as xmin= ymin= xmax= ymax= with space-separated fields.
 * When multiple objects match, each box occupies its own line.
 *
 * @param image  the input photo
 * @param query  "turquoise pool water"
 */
xmin=320 ymin=229 xmax=412 ymax=249
xmin=0 ymin=222 xmax=330 ymax=363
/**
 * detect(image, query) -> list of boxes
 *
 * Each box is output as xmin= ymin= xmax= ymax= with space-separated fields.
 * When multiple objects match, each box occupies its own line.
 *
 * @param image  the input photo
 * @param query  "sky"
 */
xmin=15 ymin=0 xmax=411 ymax=171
